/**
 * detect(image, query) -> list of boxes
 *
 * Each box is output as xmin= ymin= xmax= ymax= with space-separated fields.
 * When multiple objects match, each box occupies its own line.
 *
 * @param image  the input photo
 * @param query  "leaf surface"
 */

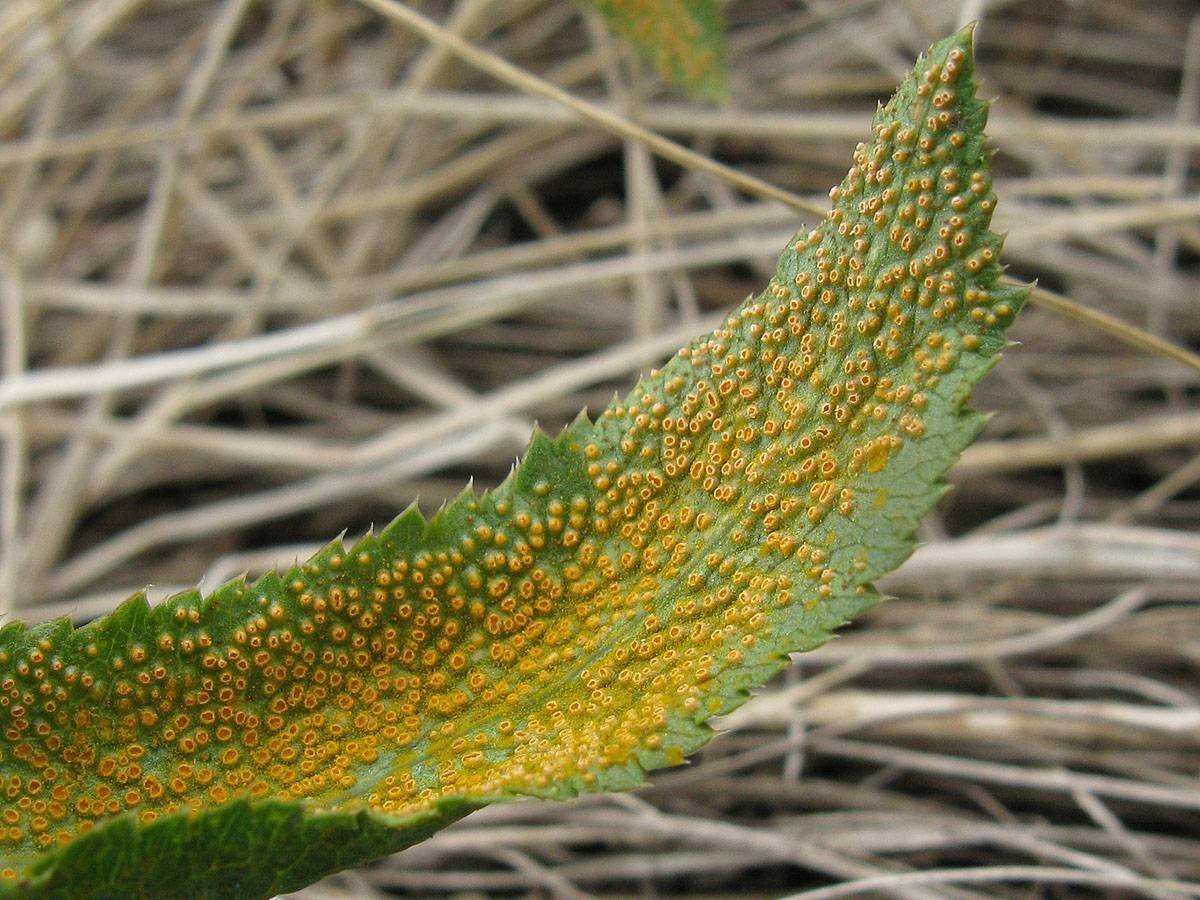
xmin=572 ymin=0 xmax=727 ymax=98
xmin=0 ymin=28 xmax=1025 ymax=898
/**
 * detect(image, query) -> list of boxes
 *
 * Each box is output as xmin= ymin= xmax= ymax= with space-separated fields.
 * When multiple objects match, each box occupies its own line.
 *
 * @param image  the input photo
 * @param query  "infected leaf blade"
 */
xmin=0 ymin=27 xmax=1025 ymax=898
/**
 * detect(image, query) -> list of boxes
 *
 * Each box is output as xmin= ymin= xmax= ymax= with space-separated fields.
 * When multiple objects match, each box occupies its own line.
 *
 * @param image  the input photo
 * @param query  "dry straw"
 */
xmin=0 ymin=0 xmax=1197 ymax=895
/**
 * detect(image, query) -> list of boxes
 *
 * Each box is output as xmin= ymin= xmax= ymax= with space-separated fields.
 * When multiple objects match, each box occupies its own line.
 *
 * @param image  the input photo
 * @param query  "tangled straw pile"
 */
xmin=0 ymin=0 xmax=1197 ymax=896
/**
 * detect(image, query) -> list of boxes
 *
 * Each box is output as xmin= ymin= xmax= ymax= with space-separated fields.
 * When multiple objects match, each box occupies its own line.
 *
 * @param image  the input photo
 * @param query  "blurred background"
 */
xmin=1 ymin=0 xmax=1198 ymax=896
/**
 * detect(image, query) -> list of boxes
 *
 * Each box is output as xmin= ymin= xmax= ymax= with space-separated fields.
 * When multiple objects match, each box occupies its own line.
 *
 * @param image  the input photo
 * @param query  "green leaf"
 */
xmin=573 ymin=0 xmax=727 ymax=99
xmin=0 ymin=27 xmax=1024 ymax=898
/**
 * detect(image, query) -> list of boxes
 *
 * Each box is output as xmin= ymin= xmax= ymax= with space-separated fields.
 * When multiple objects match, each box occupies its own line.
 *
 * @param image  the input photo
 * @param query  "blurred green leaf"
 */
xmin=574 ymin=0 xmax=727 ymax=98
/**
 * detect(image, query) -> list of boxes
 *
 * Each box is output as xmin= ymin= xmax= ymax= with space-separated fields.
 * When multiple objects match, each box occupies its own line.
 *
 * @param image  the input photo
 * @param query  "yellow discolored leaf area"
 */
xmin=572 ymin=0 xmax=727 ymax=98
xmin=0 ymin=27 xmax=1025 ymax=898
